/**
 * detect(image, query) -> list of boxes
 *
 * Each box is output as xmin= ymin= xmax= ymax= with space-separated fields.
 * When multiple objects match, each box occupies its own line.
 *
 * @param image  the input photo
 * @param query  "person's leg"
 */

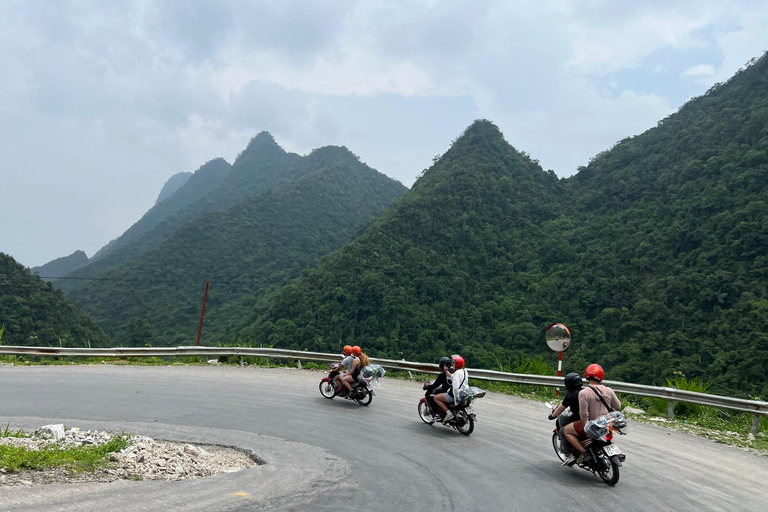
xmin=334 ymin=373 xmax=344 ymax=389
xmin=434 ymin=393 xmax=450 ymax=413
xmin=342 ymin=374 xmax=354 ymax=390
xmin=442 ymin=394 xmax=456 ymax=421
xmin=558 ymin=417 xmax=575 ymax=456
xmin=563 ymin=422 xmax=585 ymax=453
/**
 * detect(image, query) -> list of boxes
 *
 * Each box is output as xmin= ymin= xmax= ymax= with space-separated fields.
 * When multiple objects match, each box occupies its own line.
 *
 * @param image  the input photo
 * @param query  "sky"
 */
xmin=1 ymin=1 xmax=767 ymax=269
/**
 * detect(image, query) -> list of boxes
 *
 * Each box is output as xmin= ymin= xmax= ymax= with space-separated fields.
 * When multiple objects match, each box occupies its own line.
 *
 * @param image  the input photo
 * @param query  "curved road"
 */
xmin=1 ymin=365 xmax=767 ymax=511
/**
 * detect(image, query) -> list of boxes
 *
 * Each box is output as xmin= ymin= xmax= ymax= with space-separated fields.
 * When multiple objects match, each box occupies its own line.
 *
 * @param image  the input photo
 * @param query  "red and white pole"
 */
xmin=556 ymin=350 xmax=563 ymax=397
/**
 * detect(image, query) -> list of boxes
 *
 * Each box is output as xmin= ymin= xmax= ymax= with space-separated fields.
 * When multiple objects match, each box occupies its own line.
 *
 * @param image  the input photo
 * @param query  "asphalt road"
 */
xmin=1 ymin=364 xmax=767 ymax=511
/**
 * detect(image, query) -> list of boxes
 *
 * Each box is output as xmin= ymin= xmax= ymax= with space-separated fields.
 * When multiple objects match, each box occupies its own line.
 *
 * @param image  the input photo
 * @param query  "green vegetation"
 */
xmin=247 ymin=53 xmax=768 ymax=399
xmin=0 ymin=253 xmax=111 ymax=348
xmin=0 ymin=435 xmax=129 ymax=473
xmin=59 ymin=132 xmax=311 ymax=291
xmin=67 ymin=146 xmax=406 ymax=346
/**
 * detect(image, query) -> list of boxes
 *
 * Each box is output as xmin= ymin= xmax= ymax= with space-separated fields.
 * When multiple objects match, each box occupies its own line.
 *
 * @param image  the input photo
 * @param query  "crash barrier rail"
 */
xmin=2 ymin=345 xmax=765 ymax=434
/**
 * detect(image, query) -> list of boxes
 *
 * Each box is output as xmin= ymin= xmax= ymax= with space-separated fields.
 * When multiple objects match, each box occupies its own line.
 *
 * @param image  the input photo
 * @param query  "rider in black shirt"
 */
xmin=424 ymin=357 xmax=452 ymax=420
xmin=548 ymin=372 xmax=583 ymax=457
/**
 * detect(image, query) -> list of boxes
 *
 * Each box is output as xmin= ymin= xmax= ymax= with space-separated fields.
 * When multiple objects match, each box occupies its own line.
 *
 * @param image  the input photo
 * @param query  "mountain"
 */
xmin=155 ymin=172 xmax=192 ymax=205
xmin=244 ymin=119 xmax=562 ymax=362
xmin=60 ymin=132 xmax=309 ymax=292
xmin=30 ymin=250 xmax=89 ymax=282
xmin=83 ymin=157 xmax=233 ymax=264
xmin=67 ymin=146 xmax=407 ymax=346
xmin=244 ymin=53 xmax=768 ymax=398
xmin=0 ymin=253 xmax=111 ymax=347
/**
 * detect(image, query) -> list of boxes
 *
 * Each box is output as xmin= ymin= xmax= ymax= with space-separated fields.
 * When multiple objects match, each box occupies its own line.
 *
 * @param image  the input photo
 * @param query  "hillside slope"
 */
xmin=0 ymin=253 xmax=111 ymax=347
xmin=68 ymin=147 xmax=407 ymax=346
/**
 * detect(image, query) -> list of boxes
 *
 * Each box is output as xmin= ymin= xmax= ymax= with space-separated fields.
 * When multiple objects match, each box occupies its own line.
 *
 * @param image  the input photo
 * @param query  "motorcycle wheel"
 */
xmin=356 ymin=388 xmax=373 ymax=406
xmin=597 ymin=450 xmax=620 ymax=485
xmin=319 ymin=381 xmax=335 ymax=399
xmin=454 ymin=410 xmax=474 ymax=436
xmin=552 ymin=432 xmax=567 ymax=462
xmin=418 ymin=401 xmax=435 ymax=424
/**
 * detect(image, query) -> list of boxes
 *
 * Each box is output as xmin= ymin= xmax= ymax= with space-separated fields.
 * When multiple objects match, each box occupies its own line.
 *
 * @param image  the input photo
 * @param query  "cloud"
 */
xmin=682 ymin=64 xmax=717 ymax=77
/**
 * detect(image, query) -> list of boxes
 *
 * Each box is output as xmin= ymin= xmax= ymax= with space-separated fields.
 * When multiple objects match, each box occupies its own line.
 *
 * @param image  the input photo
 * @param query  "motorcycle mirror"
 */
xmin=545 ymin=323 xmax=571 ymax=352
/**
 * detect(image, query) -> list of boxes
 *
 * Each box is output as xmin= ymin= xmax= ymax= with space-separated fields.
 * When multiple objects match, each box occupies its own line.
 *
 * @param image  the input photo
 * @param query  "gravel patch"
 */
xmin=0 ymin=425 xmax=258 ymax=486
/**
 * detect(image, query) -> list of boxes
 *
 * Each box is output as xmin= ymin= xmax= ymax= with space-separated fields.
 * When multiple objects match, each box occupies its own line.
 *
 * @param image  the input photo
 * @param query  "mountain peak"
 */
xmin=234 ymin=131 xmax=287 ymax=166
xmin=450 ymin=119 xmax=507 ymax=151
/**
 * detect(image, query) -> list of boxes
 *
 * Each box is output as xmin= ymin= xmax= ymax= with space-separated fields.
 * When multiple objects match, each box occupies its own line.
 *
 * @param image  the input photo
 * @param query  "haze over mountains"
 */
xmin=6 ymin=52 xmax=767 ymax=398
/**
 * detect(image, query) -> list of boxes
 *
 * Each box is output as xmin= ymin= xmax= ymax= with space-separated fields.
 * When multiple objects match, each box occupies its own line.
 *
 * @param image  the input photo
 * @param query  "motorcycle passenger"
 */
xmin=335 ymin=345 xmax=354 ymax=392
xmin=548 ymin=372 xmax=583 ymax=457
xmin=562 ymin=364 xmax=621 ymax=466
xmin=341 ymin=346 xmax=364 ymax=394
xmin=424 ymin=357 xmax=453 ymax=421
xmin=435 ymin=355 xmax=469 ymax=423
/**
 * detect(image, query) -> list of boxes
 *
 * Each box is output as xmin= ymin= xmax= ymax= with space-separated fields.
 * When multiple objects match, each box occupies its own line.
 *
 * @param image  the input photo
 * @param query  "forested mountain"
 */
xmin=245 ymin=53 xmax=768 ymax=398
xmin=30 ymin=250 xmax=89 ymax=282
xmin=155 ymin=172 xmax=192 ymax=205
xmin=0 ymin=253 xmax=110 ymax=347
xmin=61 ymin=132 xmax=308 ymax=293
xmin=67 ymin=146 xmax=407 ymax=346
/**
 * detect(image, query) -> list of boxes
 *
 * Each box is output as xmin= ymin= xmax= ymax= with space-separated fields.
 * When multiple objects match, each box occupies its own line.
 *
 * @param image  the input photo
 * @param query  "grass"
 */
xmin=0 ymin=435 xmax=130 ymax=473
xmin=2 ymin=423 xmax=31 ymax=438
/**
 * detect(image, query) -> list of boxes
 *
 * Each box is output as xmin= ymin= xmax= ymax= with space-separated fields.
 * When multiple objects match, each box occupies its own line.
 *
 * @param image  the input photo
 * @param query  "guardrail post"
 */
xmin=239 ymin=356 xmax=244 ymax=366
xmin=667 ymin=400 xmax=676 ymax=420
xmin=297 ymin=360 xmax=302 ymax=370
xmin=752 ymin=414 xmax=760 ymax=435
xmin=401 ymin=358 xmax=413 ymax=379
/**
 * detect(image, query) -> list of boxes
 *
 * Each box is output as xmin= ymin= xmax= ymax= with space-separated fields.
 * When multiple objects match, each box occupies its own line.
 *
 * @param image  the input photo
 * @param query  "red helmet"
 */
xmin=343 ymin=345 xmax=352 ymax=356
xmin=352 ymin=346 xmax=362 ymax=357
xmin=585 ymin=364 xmax=604 ymax=382
xmin=451 ymin=355 xmax=465 ymax=369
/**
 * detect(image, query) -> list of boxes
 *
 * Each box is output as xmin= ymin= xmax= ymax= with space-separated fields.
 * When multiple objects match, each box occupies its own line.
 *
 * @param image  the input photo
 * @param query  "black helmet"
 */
xmin=438 ymin=357 xmax=452 ymax=370
xmin=564 ymin=372 xmax=583 ymax=392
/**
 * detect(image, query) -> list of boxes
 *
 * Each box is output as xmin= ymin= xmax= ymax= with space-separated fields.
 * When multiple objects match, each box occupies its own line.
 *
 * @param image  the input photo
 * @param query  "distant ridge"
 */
xmin=155 ymin=172 xmax=192 ymax=205
xmin=30 ymin=250 xmax=89 ymax=282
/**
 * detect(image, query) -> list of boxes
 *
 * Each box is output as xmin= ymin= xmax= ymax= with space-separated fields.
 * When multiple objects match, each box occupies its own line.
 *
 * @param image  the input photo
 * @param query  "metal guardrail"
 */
xmin=1 ymin=345 xmax=765 ymax=433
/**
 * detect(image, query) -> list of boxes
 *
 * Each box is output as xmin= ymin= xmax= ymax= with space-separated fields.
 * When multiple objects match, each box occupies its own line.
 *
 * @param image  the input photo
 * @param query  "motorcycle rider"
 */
xmin=548 ymin=372 xmax=583 ymax=458
xmin=562 ymin=364 xmax=621 ymax=466
xmin=334 ymin=345 xmax=354 ymax=392
xmin=424 ymin=357 xmax=453 ymax=421
xmin=435 ymin=355 xmax=469 ymax=423
xmin=341 ymin=346 xmax=364 ymax=394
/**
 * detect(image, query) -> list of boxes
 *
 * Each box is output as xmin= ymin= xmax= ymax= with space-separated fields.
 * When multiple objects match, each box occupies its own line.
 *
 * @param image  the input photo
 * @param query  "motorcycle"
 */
xmin=418 ymin=381 xmax=484 ymax=435
xmin=545 ymin=402 xmax=627 ymax=485
xmin=319 ymin=362 xmax=374 ymax=406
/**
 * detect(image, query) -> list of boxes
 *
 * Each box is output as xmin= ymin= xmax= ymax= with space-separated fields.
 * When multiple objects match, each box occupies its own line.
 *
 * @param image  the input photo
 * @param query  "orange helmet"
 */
xmin=352 ymin=346 xmax=362 ymax=356
xmin=343 ymin=345 xmax=352 ymax=356
xmin=585 ymin=364 xmax=604 ymax=382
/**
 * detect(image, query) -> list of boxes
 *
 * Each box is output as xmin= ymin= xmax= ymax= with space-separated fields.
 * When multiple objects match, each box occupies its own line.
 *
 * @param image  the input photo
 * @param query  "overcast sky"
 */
xmin=1 ymin=1 xmax=766 ymax=268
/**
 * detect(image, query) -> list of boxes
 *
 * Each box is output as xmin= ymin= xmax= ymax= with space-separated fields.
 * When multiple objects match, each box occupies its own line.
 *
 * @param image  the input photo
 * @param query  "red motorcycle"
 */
xmin=418 ymin=381 xmax=484 ymax=435
xmin=319 ymin=362 xmax=374 ymax=406
xmin=546 ymin=402 xmax=627 ymax=485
